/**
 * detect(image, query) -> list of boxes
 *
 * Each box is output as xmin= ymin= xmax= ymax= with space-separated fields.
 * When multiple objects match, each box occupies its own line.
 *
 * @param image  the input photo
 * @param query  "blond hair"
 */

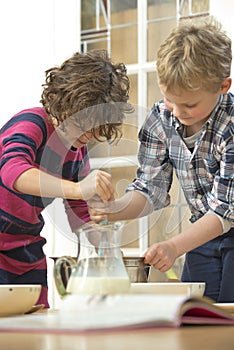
xmin=156 ymin=17 xmax=232 ymax=93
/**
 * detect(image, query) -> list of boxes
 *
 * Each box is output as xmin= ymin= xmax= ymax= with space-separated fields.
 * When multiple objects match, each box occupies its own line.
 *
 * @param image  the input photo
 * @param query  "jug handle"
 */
xmin=53 ymin=256 xmax=77 ymax=297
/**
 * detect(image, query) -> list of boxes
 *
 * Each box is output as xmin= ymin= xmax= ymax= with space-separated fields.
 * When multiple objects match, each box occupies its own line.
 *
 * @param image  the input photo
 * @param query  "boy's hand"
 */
xmin=87 ymin=195 xmax=114 ymax=223
xmin=88 ymin=206 xmax=107 ymax=223
xmin=78 ymin=170 xmax=114 ymax=201
xmin=144 ymin=240 xmax=178 ymax=272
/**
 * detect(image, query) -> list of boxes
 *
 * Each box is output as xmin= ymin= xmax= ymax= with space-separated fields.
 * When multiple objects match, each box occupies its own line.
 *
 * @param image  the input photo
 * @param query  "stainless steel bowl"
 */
xmin=123 ymin=257 xmax=150 ymax=283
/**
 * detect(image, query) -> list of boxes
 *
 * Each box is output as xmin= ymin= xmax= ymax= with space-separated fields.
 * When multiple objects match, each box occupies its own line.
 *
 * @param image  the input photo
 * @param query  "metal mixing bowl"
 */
xmin=123 ymin=257 xmax=150 ymax=283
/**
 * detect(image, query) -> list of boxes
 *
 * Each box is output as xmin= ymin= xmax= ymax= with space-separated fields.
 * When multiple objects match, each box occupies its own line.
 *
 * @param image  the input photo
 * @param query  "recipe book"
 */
xmin=0 ymin=294 xmax=234 ymax=334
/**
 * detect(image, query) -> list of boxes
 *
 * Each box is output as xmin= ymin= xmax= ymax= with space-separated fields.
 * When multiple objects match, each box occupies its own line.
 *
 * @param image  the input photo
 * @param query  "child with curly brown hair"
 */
xmin=0 ymin=50 xmax=133 ymax=307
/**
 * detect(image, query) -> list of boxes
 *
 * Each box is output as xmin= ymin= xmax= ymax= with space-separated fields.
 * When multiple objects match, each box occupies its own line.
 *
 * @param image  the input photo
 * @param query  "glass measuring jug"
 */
xmin=54 ymin=222 xmax=130 ymax=296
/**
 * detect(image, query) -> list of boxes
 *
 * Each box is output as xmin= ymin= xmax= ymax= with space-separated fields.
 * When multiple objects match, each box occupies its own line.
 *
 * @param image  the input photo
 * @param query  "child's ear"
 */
xmin=219 ymin=77 xmax=232 ymax=94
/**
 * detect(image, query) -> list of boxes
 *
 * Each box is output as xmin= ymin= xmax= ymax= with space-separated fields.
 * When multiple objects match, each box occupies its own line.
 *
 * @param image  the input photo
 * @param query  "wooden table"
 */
xmin=0 ymin=325 xmax=234 ymax=350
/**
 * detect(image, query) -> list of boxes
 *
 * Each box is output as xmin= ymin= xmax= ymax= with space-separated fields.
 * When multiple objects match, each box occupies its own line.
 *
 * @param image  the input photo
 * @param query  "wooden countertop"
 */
xmin=1 ymin=298 xmax=234 ymax=350
xmin=0 ymin=324 xmax=234 ymax=350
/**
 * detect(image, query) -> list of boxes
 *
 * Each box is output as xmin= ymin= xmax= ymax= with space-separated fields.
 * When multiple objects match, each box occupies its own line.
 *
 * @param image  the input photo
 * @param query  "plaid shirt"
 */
xmin=127 ymin=93 xmax=234 ymax=224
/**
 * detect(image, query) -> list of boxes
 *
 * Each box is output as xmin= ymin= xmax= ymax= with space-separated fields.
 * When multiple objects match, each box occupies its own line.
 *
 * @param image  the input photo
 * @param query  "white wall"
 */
xmin=0 ymin=0 xmax=81 ymax=307
xmin=0 ymin=0 xmax=80 ymax=125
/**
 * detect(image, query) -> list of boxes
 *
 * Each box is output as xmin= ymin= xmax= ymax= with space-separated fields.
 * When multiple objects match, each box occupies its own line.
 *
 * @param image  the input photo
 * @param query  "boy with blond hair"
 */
xmin=89 ymin=19 xmax=234 ymax=302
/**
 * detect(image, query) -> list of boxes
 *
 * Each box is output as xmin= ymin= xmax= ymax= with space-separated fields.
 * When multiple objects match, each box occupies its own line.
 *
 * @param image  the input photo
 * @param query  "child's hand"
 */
xmin=87 ymin=195 xmax=114 ymax=223
xmin=88 ymin=206 xmax=107 ymax=223
xmin=143 ymin=240 xmax=177 ymax=272
xmin=78 ymin=170 xmax=114 ymax=201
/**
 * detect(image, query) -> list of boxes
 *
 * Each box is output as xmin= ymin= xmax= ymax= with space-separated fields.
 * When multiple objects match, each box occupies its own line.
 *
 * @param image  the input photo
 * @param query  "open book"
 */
xmin=0 ymin=294 xmax=234 ymax=333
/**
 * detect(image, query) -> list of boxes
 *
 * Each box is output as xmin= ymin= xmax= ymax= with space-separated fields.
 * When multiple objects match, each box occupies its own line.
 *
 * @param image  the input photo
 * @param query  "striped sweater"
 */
xmin=0 ymin=107 xmax=90 ymax=307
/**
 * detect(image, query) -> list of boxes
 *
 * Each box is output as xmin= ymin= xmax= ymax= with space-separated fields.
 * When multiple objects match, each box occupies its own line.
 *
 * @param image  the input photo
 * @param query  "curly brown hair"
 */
xmin=40 ymin=50 xmax=134 ymax=142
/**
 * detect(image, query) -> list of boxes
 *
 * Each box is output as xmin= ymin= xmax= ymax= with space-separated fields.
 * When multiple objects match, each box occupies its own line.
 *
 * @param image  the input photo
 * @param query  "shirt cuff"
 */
xmin=207 ymin=210 xmax=232 ymax=234
xmin=133 ymin=190 xmax=154 ymax=214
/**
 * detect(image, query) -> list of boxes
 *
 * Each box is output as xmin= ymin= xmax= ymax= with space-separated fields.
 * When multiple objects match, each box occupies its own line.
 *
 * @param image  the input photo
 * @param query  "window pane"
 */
xmin=81 ymin=0 xmax=96 ymax=31
xmin=121 ymin=218 xmax=139 ymax=248
xmin=81 ymin=0 xmax=109 ymax=31
xmin=147 ymin=19 xmax=177 ymax=61
xmin=147 ymin=0 xmax=176 ymax=20
xmin=180 ymin=0 xmax=209 ymax=16
xmin=105 ymin=165 xmax=140 ymax=248
xmin=111 ymin=25 xmax=137 ymax=64
xmin=192 ymin=0 xmax=209 ymax=13
xmin=179 ymin=0 xmax=189 ymax=16
xmin=81 ymin=0 xmax=109 ymax=52
xmin=81 ymin=40 xmax=108 ymax=52
xmin=111 ymin=0 xmax=137 ymax=25
xmin=110 ymin=113 xmax=139 ymax=157
xmin=147 ymin=71 xmax=163 ymax=108
xmin=88 ymin=115 xmax=138 ymax=159
xmin=129 ymin=74 xmax=138 ymax=106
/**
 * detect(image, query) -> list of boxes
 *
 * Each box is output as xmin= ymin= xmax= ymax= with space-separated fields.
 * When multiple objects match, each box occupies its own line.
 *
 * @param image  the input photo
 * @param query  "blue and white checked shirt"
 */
xmin=127 ymin=93 xmax=234 ymax=225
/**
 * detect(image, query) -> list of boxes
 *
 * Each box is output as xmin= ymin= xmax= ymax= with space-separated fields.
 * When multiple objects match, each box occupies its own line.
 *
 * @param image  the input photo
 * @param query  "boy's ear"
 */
xmin=219 ymin=77 xmax=232 ymax=94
